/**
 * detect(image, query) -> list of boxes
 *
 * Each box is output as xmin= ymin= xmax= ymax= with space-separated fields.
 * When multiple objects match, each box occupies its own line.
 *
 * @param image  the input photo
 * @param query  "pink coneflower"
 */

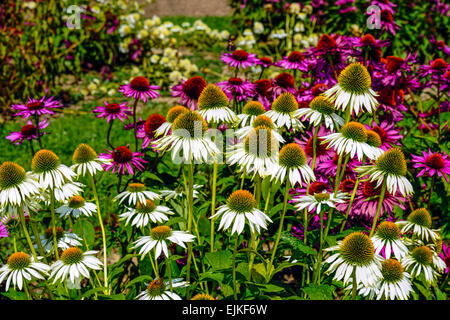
xmin=11 ymin=96 xmax=62 ymax=119
xmin=256 ymin=56 xmax=273 ymax=69
xmin=290 ymin=178 xmax=332 ymax=207
xmin=171 ymin=76 xmax=207 ymax=110
xmin=221 ymin=49 xmax=259 ymax=69
xmin=275 ymin=51 xmax=309 ymax=72
xmin=99 ymin=146 xmax=147 ymax=175
xmin=269 ymin=72 xmax=297 ymax=97
xmin=411 ymin=149 xmax=450 ymax=183
xmin=419 ymin=58 xmax=449 ymax=79
xmin=119 ymin=76 xmax=160 ymax=103
xmin=297 ymin=83 xmax=329 ymax=103
xmin=0 ymin=221 xmax=8 ymax=238
xmin=294 ymin=126 xmax=334 ymax=167
xmin=6 ymin=119 xmax=49 ymax=145
xmin=369 ymin=9 xmax=400 ymax=36
xmin=381 ymin=54 xmax=417 ymax=87
xmin=253 ymin=79 xmax=273 ymax=109
xmin=216 ymin=77 xmax=256 ymax=102
xmin=344 ymin=180 xmax=406 ymax=223
xmin=365 ymin=120 xmax=402 ymax=150
xmin=353 ymin=34 xmax=390 ymax=65
xmin=315 ymin=153 xmax=360 ymax=180
xmin=370 ymin=0 xmax=397 ymax=13
xmin=138 ymin=114 xmax=167 ymax=149
xmin=439 ymin=242 xmax=450 ymax=274
xmin=93 ymin=101 xmax=131 ymax=122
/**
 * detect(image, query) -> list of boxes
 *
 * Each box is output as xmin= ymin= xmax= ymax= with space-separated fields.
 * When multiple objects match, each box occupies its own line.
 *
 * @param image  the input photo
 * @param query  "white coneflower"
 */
xmin=401 ymin=246 xmax=437 ymax=283
xmin=136 ymin=278 xmax=188 ymax=300
xmin=295 ymin=96 xmax=344 ymax=131
xmin=210 ymin=190 xmax=272 ymax=235
xmin=237 ymin=101 xmax=266 ymax=128
xmin=31 ymin=149 xmax=76 ymax=190
xmin=235 ymin=114 xmax=285 ymax=144
xmin=323 ymin=62 xmax=378 ymax=117
xmin=265 ymin=92 xmax=304 ymax=131
xmin=133 ymin=225 xmax=195 ymax=260
xmin=357 ymin=258 xmax=412 ymax=300
xmin=227 ymin=126 xmax=279 ymax=178
xmin=324 ymin=232 xmax=383 ymax=286
xmin=322 ymin=122 xmax=383 ymax=162
xmin=35 ymin=226 xmax=82 ymax=254
xmin=294 ymin=190 xmax=347 ymax=214
xmin=154 ymin=106 xmax=189 ymax=137
xmin=268 ymin=143 xmax=315 ymax=187
xmin=197 ymin=84 xmax=237 ymax=124
xmin=56 ymin=195 xmax=96 ymax=218
xmin=120 ymin=199 xmax=174 ymax=228
xmin=52 ymin=181 xmax=85 ymax=203
xmin=50 ymin=247 xmax=102 ymax=284
xmin=0 ymin=252 xmax=49 ymax=291
xmin=114 ymin=182 xmax=160 ymax=206
xmin=0 ymin=161 xmax=40 ymax=216
xmin=396 ymin=208 xmax=440 ymax=242
xmin=371 ymin=221 xmax=409 ymax=260
xmin=355 ymin=148 xmax=414 ymax=197
xmin=153 ymin=110 xmax=219 ymax=164
xmin=71 ymin=143 xmax=109 ymax=177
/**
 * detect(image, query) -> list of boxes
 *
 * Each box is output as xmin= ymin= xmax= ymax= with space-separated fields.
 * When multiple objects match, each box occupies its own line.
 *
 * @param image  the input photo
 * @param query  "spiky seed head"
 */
xmin=407 ymin=208 xmax=432 ymax=228
xmin=68 ymin=195 xmax=85 ymax=209
xmin=381 ymin=259 xmax=404 ymax=283
xmin=7 ymin=252 xmax=31 ymax=270
xmin=340 ymin=122 xmax=368 ymax=142
xmin=309 ymin=96 xmax=335 ymax=115
xmin=0 ymin=162 xmax=26 ymax=189
xmin=411 ymin=246 xmax=433 ymax=266
xmin=338 ymin=62 xmax=372 ymax=94
xmin=252 ymin=115 xmax=274 ymax=129
xmin=244 ymin=126 xmax=278 ymax=158
xmin=191 ymin=293 xmax=215 ymax=300
xmin=136 ymin=199 xmax=157 ymax=213
xmin=146 ymin=278 xmax=166 ymax=297
xmin=376 ymin=148 xmax=407 ymax=176
xmin=198 ymin=84 xmax=229 ymax=110
xmin=376 ymin=221 xmax=401 ymax=241
xmin=271 ymin=92 xmax=298 ymax=114
xmin=171 ymin=110 xmax=208 ymax=137
xmin=166 ymin=106 xmax=188 ymax=123
xmin=31 ymin=149 xmax=61 ymax=173
xmin=227 ymin=190 xmax=257 ymax=213
xmin=366 ymin=130 xmax=382 ymax=147
xmin=127 ymin=183 xmax=146 ymax=193
xmin=340 ymin=232 xmax=375 ymax=266
xmin=72 ymin=144 xmax=98 ymax=164
xmin=150 ymin=225 xmax=172 ymax=240
xmin=61 ymin=247 xmax=84 ymax=265
xmin=279 ymin=143 xmax=307 ymax=168
xmin=242 ymin=101 xmax=266 ymax=116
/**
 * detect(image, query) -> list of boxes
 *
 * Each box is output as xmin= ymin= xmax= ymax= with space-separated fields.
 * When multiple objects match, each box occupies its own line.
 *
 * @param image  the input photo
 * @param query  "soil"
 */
xmin=140 ymin=0 xmax=232 ymax=17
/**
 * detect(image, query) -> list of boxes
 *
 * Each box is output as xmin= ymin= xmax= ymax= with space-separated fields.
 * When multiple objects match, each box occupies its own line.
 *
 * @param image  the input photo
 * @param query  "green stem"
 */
xmin=232 ymin=235 xmax=239 ymax=300
xmin=132 ymin=98 xmax=139 ymax=152
xmin=49 ymin=193 xmax=59 ymax=260
xmin=369 ymin=180 xmax=387 ymax=237
xmin=29 ymin=219 xmax=47 ymax=263
xmin=267 ymin=180 xmax=291 ymax=282
xmin=89 ymin=174 xmax=109 ymax=294
xmin=186 ymin=161 xmax=194 ymax=298
xmin=19 ymin=210 xmax=37 ymax=260
xmin=311 ymin=127 xmax=319 ymax=170
xmin=313 ymin=209 xmax=325 ymax=284
xmin=210 ymin=161 xmax=218 ymax=253
xmin=351 ymin=266 xmax=357 ymax=300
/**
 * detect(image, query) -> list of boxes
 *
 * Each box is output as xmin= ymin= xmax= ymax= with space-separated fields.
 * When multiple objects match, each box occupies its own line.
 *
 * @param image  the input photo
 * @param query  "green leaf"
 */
xmin=0 ymin=289 xmax=28 ymax=300
xmin=82 ymin=287 xmax=108 ymax=299
xmin=205 ymin=250 xmax=233 ymax=270
xmin=73 ymin=219 xmax=95 ymax=246
xmin=197 ymin=216 xmax=210 ymax=236
xmin=281 ymin=232 xmax=316 ymax=255
xmin=198 ymin=271 xmax=225 ymax=283
xmin=433 ymin=284 xmax=446 ymax=300
xmin=126 ymin=275 xmax=154 ymax=288
xmin=302 ymin=284 xmax=335 ymax=300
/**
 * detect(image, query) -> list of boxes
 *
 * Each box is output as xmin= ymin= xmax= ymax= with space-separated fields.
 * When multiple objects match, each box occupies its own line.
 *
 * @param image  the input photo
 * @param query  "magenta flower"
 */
xmin=221 ymin=49 xmax=259 ymax=69
xmin=216 ymin=78 xmax=256 ymax=102
xmin=275 ymin=51 xmax=309 ymax=72
xmin=338 ymin=180 xmax=407 ymax=223
xmin=419 ymin=58 xmax=449 ymax=80
xmin=255 ymin=56 xmax=274 ymax=69
xmin=99 ymin=146 xmax=147 ymax=175
xmin=93 ymin=101 xmax=131 ymax=123
xmin=411 ymin=149 xmax=450 ymax=183
xmin=269 ymin=72 xmax=297 ymax=97
xmin=0 ymin=222 xmax=8 ymax=239
xmin=294 ymin=126 xmax=334 ymax=167
xmin=119 ymin=76 xmax=160 ymax=103
xmin=367 ymin=9 xmax=400 ymax=36
xmin=11 ymin=96 xmax=62 ymax=119
xmin=439 ymin=242 xmax=450 ymax=274
xmin=171 ymin=76 xmax=207 ymax=110
xmin=370 ymin=0 xmax=397 ymax=13
xmin=6 ymin=119 xmax=49 ymax=145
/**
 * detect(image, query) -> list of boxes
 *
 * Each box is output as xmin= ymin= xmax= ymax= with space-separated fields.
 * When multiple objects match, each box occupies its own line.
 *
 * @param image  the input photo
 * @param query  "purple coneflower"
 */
xmin=274 ymin=51 xmax=309 ymax=72
xmin=253 ymin=79 xmax=273 ymax=110
xmin=119 ymin=76 xmax=160 ymax=103
xmin=0 ymin=221 xmax=8 ymax=238
xmin=99 ymin=146 xmax=147 ymax=175
xmin=171 ymin=76 xmax=207 ymax=110
xmin=256 ymin=56 xmax=273 ymax=69
xmin=419 ymin=58 xmax=449 ymax=80
xmin=138 ymin=114 xmax=167 ymax=149
xmin=439 ymin=242 xmax=450 ymax=274
xmin=11 ymin=96 xmax=62 ymax=119
xmin=294 ymin=126 xmax=334 ymax=167
xmin=269 ymin=72 xmax=297 ymax=97
xmin=216 ymin=77 xmax=256 ymax=102
xmin=93 ymin=101 xmax=131 ymax=122
xmin=6 ymin=119 xmax=49 ymax=145
xmin=411 ymin=149 xmax=450 ymax=183
xmin=221 ymin=49 xmax=259 ymax=70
